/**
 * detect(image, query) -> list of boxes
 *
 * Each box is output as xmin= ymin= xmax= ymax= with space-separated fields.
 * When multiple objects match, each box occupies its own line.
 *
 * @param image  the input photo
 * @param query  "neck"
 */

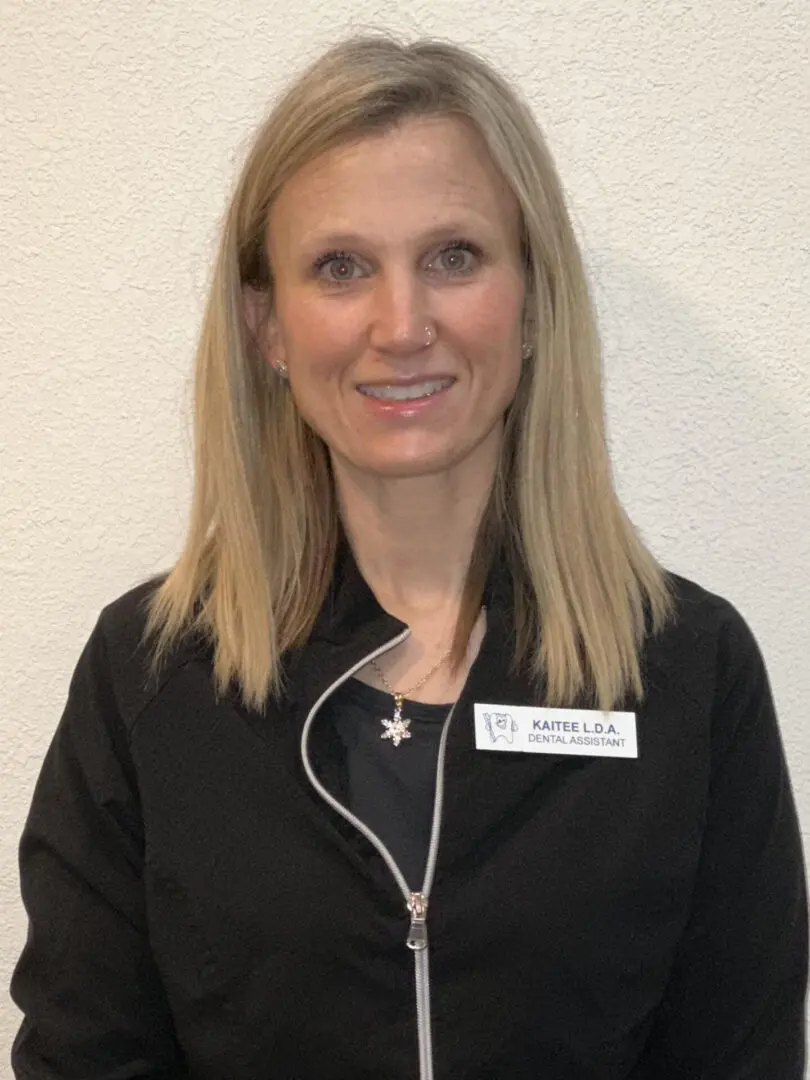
xmin=333 ymin=451 xmax=498 ymax=623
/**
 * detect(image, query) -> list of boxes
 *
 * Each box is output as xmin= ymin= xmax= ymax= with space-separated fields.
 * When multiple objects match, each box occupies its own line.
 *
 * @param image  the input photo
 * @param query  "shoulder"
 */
xmin=97 ymin=573 xmax=166 ymax=649
xmin=665 ymin=571 xmax=762 ymax=657
xmin=666 ymin=571 xmax=757 ymax=645
xmin=89 ymin=574 xmax=211 ymax=733
xmin=645 ymin=571 xmax=767 ymax=710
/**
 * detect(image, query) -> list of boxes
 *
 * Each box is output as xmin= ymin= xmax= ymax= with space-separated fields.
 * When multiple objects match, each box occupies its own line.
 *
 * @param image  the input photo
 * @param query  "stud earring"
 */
xmin=276 ymin=359 xmax=288 ymax=378
xmin=521 ymin=341 xmax=533 ymax=361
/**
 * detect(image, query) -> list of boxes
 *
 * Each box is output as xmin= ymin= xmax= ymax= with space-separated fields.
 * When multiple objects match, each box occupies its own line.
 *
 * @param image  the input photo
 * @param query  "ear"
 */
xmin=242 ymin=286 xmax=286 ymax=371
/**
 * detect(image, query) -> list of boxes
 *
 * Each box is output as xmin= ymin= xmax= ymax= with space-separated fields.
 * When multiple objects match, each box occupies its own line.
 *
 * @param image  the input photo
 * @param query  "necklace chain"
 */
xmin=372 ymin=649 xmax=453 ymax=747
xmin=372 ymin=610 xmax=483 ymax=747
xmin=370 ymin=648 xmax=452 ymax=703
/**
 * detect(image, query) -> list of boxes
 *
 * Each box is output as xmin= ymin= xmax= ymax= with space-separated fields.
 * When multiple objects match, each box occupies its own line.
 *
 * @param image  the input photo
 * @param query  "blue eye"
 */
xmin=313 ymin=251 xmax=361 ymax=283
xmin=433 ymin=241 xmax=481 ymax=275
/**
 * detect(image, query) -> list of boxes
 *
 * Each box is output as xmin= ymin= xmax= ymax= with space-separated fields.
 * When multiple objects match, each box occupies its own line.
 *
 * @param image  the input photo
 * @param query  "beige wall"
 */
xmin=2 ymin=0 xmax=808 ymax=1067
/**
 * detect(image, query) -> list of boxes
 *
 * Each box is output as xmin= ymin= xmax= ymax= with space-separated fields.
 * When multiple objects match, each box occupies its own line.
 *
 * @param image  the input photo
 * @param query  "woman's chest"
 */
xmin=133 ymin=685 xmax=709 ymax=1040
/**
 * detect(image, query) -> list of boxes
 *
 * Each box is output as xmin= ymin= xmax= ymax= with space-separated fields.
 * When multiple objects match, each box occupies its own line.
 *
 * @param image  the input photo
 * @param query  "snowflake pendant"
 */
xmin=380 ymin=695 xmax=411 ymax=747
xmin=381 ymin=716 xmax=412 ymax=747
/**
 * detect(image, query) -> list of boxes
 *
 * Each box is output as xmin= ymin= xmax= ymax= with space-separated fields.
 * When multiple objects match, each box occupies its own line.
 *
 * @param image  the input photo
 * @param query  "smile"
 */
xmin=357 ymin=378 xmax=455 ymax=402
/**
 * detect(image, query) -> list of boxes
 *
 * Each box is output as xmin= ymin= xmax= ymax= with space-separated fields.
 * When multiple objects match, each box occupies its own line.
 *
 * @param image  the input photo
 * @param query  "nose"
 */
xmin=368 ymin=268 xmax=433 ymax=358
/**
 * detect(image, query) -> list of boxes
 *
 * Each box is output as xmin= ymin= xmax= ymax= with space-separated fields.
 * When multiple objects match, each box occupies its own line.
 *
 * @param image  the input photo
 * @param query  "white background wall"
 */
xmin=1 ymin=0 xmax=808 ymax=1069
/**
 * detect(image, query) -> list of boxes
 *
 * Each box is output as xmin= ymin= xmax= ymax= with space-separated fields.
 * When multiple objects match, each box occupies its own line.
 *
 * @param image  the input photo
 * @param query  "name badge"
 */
xmin=474 ymin=704 xmax=638 ymax=759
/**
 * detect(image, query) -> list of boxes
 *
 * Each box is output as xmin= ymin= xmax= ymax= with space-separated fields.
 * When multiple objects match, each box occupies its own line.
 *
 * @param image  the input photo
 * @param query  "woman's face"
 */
xmin=263 ymin=115 xmax=527 ymax=483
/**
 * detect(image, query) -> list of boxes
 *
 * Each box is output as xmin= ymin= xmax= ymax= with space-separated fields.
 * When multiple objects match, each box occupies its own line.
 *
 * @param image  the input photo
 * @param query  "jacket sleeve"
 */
xmin=635 ymin=605 xmax=808 ymax=1079
xmin=10 ymin=616 xmax=187 ymax=1079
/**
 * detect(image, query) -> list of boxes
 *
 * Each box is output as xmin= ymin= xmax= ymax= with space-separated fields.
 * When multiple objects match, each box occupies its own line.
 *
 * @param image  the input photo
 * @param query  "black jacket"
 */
xmin=11 ymin=553 xmax=808 ymax=1079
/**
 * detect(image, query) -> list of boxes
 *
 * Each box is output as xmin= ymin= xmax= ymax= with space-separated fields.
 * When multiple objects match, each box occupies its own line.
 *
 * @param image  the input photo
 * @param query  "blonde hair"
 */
xmin=143 ymin=32 xmax=674 ymax=712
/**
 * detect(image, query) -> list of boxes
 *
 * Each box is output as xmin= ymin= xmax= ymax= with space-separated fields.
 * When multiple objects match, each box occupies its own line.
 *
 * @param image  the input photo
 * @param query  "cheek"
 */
xmin=454 ymin=280 xmax=524 ymax=370
xmin=279 ymin=293 xmax=359 ymax=376
xmin=460 ymin=268 xmax=523 ymax=332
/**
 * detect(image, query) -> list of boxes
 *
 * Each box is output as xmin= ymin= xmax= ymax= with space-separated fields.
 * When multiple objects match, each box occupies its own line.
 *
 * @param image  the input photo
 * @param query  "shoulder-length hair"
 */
xmin=143 ymin=32 xmax=674 ymax=713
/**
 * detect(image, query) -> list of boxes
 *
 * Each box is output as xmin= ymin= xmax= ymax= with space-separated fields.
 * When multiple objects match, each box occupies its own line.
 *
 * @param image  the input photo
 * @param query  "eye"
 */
xmin=313 ymin=251 xmax=363 ymax=284
xmin=431 ymin=241 xmax=482 ymax=276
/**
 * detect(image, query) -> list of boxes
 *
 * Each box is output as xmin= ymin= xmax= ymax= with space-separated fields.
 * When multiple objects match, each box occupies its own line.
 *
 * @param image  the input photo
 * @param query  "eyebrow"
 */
xmin=301 ymin=221 xmax=490 ymax=253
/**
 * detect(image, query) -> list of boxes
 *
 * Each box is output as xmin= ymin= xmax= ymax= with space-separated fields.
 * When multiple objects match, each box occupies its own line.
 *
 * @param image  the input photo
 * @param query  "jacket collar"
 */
xmin=282 ymin=532 xmax=515 ymax=712
xmin=307 ymin=530 xmax=517 ymax=648
xmin=282 ymin=534 xmax=404 ymax=712
xmin=308 ymin=532 xmax=406 ymax=647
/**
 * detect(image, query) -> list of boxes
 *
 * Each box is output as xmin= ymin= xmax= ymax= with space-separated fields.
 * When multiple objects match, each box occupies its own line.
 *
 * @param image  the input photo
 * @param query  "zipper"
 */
xmin=300 ymin=632 xmax=457 ymax=1080
xmin=407 ymin=892 xmax=433 ymax=1080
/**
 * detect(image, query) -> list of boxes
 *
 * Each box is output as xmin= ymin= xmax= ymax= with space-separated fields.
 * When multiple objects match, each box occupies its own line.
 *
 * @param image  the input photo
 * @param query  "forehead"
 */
xmin=269 ymin=115 xmax=520 ymax=246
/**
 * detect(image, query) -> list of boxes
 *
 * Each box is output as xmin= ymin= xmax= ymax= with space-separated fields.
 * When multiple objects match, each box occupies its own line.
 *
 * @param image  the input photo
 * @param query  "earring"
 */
xmin=424 ymin=324 xmax=436 ymax=347
xmin=521 ymin=341 xmax=533 ymax=361
xmin=276 ymin=359 xmax=288 ymax=379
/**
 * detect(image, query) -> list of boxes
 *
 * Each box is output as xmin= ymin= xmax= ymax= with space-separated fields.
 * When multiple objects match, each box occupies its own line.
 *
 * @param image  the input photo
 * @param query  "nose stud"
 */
xmin=423 ymin=324 xmax=436 ymax=348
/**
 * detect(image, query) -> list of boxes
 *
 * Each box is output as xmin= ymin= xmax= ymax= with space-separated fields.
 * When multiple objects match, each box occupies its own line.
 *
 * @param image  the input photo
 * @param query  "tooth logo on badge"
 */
xmin=484 ymin=712 xmax=518 ymax=745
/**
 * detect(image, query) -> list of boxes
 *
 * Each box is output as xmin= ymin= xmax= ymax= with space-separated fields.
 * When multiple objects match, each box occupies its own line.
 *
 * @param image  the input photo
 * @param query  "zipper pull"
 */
xmin=407 ymin=892 xmax=428 ymax=951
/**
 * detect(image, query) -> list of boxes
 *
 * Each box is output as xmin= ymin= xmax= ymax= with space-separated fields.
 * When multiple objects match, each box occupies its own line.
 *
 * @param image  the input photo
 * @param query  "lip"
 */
xmin=355 ymin=373 xmax=456 ymax=390
xmin=355 ymin=377 xmax=455 ymax=417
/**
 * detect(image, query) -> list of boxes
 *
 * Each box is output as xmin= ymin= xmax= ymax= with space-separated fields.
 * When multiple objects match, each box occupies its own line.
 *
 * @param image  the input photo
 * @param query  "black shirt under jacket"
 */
xmin=322 ymin=677 xmax=450 ymax=891
xmin=11 ymin=549 xmax=808 ymax=1079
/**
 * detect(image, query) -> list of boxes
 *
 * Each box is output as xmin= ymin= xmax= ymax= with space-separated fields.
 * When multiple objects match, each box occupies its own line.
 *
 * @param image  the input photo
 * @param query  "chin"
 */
xmin=330 ymin=422 xmax=504 ymax=483
xmin=349 ymin=443 xmax=477 ymax=480
xmin=364 ymin=459 xmax=450 ymax=480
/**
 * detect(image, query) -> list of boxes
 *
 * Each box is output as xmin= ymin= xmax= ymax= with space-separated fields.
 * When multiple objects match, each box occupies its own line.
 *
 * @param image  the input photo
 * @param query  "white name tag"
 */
xmin=474 ymin=704 xmax=638 ymax=759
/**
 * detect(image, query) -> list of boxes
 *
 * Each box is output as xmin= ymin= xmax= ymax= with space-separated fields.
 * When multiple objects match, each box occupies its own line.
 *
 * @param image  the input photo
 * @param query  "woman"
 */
xmin=11 ymin=34 xmax=806 ymax=1079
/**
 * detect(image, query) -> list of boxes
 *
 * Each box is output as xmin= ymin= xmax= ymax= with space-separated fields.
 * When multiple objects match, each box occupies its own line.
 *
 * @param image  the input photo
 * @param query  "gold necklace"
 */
xmin=370 ymin=649 xmax=452 ymax=747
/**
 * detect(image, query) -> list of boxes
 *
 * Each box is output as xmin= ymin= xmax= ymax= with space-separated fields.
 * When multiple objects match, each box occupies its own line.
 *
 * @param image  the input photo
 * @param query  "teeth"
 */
xmin=359 ymin=378 xmax=453 ymax=401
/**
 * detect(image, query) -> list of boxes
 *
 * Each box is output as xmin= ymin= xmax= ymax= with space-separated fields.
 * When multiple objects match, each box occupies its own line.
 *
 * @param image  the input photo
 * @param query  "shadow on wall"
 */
xmin=590 ymin=251 xmax=810 ymax=609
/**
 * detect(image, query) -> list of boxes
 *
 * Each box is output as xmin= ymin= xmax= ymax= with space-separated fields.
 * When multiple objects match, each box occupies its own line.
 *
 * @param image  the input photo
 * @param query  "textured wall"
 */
xmin=2 ymin=0 xmax=808 ymax=1068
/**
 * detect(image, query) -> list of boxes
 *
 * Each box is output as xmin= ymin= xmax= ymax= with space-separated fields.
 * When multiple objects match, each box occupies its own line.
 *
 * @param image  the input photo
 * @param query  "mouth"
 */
xmin=357 ymin=377 xmax=455 ymax=402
